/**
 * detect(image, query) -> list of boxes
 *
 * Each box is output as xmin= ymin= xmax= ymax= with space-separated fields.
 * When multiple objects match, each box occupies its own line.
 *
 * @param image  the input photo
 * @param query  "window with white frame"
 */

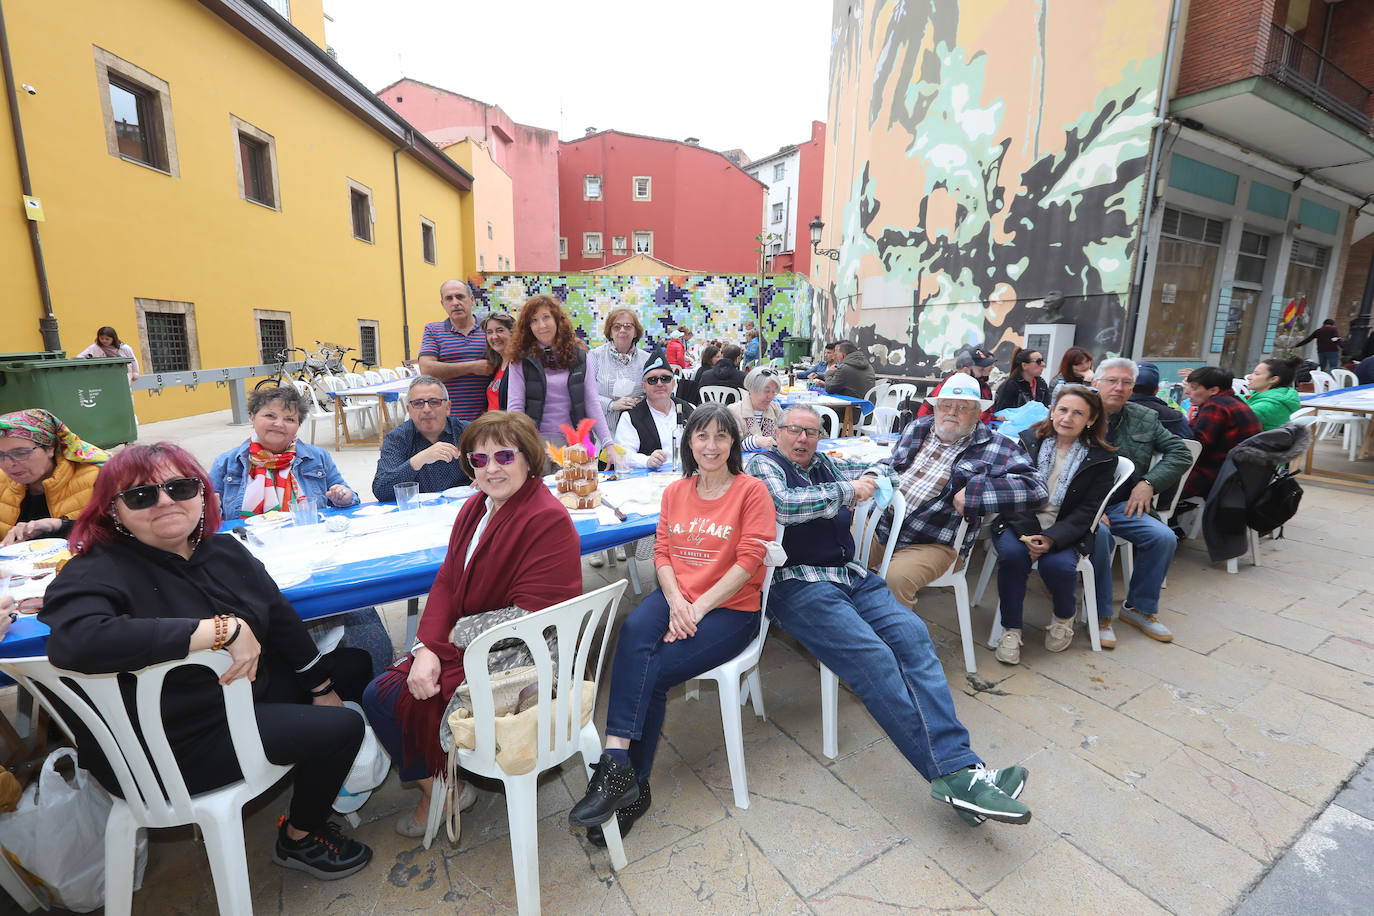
xmin=559 ymin=237 xmax=568 ymax=259
xmin=771 ymin=203 xmax=784 ymax=223
xmin=612 ymin=235 xmax=628 ymax=255
xmin=632 ymin=231 xmax=653 ymax=255
xmin=584 ymin=175 xmax=602 ymax=200
xmin=231 ymin=115 xmax=279 ymax=209
xmin=773 ymin=162 xmax=785 ymax=180
xmin=583 ymin=232 xmax=602 ymax=255
xmin=347 ymin=178 xmax=374 ymax=243
xmin=420 ymin=217 xmax=436 ymax=264
xmin=633 ymin=176 xmax=651 ymax=200
xmin=358 ymin=320 xmax=379 ymax=366
xmin=135 ymin=298 xmax=200 ymax=373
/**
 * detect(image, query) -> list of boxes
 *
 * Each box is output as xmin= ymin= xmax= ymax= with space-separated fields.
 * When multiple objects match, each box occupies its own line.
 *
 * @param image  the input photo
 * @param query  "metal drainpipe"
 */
xmin=0 ymin=0 xmax=59 ymax=351
xmin=1121 ymin=0 xmax=1183 ymax=357
xmin=393 ymin=132 xmax=412 ymax=360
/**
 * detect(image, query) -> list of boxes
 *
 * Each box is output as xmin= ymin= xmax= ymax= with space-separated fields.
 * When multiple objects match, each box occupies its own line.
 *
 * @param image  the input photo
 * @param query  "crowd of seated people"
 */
xmin=11 ymin=286 xmax=1342 ymax=893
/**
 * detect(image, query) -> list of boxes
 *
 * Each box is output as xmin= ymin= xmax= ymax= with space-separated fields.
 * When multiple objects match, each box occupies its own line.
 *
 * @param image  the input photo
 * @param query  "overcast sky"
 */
xmin=323 ymin=0 xmax=833 ymax=161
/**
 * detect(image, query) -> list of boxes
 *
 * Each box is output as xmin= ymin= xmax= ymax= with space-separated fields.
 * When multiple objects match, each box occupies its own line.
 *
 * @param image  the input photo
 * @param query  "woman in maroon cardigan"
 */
xmin=361 ymin=411 xmax=582 ymax=839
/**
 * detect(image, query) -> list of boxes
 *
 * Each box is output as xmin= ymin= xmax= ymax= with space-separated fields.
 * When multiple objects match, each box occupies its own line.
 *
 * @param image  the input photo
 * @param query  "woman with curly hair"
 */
xmin=507 ymin=295 xmax=620 ymax=462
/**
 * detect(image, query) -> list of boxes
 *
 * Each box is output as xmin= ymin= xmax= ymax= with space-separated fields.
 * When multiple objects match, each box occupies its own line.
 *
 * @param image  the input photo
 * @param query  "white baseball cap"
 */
xmin=924 ymin=372 xmax=993 ymax=411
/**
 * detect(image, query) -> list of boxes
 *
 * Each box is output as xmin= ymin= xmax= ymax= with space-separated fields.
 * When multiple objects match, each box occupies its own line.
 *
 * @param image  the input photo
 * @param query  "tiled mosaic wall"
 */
xmin=471 ymin=272 xmax=816 ymax=358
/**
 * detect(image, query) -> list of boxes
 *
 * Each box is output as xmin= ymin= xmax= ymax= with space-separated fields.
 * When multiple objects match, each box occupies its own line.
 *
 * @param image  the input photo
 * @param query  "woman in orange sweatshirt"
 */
xmin=569 ymin=402 xmax=776 ymax=845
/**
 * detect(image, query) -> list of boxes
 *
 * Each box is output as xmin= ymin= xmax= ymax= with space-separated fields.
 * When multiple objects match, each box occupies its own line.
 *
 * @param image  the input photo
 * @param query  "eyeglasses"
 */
xmin=754 ymin=368 xmax=779 ymax=377
xmin=933 ymin=401 xmax=978 ymax=413
xmin=611 ymin=323 xmax=637 ymax=332
xmin=409 ymin=397 xmax=449 ymax=409
xmin=1097 ymin=377 xmax=1133 ymax=388
xmin=115 ymin=477 xmax=203 ymax=510
xmin=0 ymin=446 xmax=41 ymax=464
xmin=644 ymin=374 xmax=674 ymax=386
xmin=778 ymin=424 xmax=823 ymax=439
xmin=468 ymin=449 xmax=518 ymax=468
xmin=1028 ymin=358 xmax=1046 ymax=365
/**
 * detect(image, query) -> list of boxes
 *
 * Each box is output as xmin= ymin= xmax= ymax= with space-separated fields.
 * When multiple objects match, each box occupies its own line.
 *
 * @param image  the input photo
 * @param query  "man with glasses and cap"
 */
xmin=746 ymin=403 xmax=1032 ymax=826
xmin=614 ymin=352 xmax=694 ymax=468
xmin=878 ymin=373 xmax=1047 ymax=608
xmin=370 ymin=375 xmax=471 ymax=501
xmin=917 ymin=348 xmax=998 ymax=424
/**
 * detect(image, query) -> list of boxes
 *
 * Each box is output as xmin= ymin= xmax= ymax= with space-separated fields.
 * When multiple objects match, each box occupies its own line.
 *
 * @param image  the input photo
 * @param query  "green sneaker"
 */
xmin=932 ymin=765 xmax=1031 ymax=825
xmin=950 ymin=765 xmax=1029 ymax=826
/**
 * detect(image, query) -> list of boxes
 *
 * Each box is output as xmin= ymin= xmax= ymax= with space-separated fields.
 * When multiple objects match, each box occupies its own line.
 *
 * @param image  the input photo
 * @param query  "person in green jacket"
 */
xmin=1244 ymin=356 xmax=1303 ymax=431
xmin=1088 ymin=359 xmax=1194 ymax=647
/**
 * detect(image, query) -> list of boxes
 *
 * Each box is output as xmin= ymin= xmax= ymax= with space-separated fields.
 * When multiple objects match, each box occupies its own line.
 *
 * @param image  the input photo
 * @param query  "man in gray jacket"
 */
xmin=825 ymin=341 xmax=876 ymax=399
xmin=1089 ymin=358 xmax=1194 ymax=647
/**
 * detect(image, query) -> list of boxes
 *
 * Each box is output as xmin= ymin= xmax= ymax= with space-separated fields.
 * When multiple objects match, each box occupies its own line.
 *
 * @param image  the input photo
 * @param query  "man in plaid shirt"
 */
xmin=877 ymin=373 xmax=1047 ymax=607
xmin=745 ymin=405 xmax=1032 ymax=826
xmin=1181 ymin=366 xmax=1262 ymax=499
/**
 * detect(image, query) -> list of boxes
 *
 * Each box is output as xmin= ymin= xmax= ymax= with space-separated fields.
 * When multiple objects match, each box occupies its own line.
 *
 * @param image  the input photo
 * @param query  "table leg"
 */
xmin=404 ymin=597 xmax=421 ymax=649
xmin=334 ymin=399 xmax=348 ymax=450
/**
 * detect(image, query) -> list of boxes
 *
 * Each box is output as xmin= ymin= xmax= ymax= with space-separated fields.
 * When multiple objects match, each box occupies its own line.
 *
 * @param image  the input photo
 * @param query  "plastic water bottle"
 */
xmin=671 ymin=426 xmax=683 ymax=473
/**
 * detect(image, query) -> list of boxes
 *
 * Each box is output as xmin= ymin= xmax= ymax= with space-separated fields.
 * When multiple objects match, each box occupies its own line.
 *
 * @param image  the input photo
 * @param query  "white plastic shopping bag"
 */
xmin=0 ymin=748 xmax=147 ymax=912
xmin=332 ymin=701 xmax=391 ymax=815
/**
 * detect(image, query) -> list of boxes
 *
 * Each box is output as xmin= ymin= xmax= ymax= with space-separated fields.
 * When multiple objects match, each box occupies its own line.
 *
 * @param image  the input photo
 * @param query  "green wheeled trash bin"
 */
xmin=0 ymin=354 xmax=137 ymax=448
xmin=782 ymin=336 xmax=813 ymax=367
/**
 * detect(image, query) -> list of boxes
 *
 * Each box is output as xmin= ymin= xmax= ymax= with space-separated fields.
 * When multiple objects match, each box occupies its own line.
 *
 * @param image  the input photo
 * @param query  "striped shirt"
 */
xmin=419 ymin=319 xmax=490 ymax=421
xmin=745 ymin=449 xmax=891 ymax=587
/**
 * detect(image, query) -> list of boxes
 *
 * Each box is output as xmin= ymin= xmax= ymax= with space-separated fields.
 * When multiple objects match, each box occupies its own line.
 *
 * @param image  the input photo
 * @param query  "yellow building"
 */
xmin=0 ymin=0 xmax=472 ymax=422
xmin=440 ymin=138 xmax=515 ymax=276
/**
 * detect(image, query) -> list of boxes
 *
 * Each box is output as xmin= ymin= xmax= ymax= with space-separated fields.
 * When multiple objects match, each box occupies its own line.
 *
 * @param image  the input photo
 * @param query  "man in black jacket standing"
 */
xmin=1128 ymin=362 xmax=1192 ymax=439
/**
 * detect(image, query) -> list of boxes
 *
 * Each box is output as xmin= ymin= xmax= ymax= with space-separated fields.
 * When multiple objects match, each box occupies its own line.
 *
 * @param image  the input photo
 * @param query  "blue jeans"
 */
xmin=360 ymin=664 xmax=429 ymax=782
xmin=605 ymin=590 xmax=760 ymax=779
xmin=1090 ymin=502 xmax=1177 ymax=617
xmin=768 ymin=574 xmax=980 ymax=782
xmin=1320 ymin=350 xmax=1340 ymax=372
xmin=993 ymin=529 xmax=1080 ymax=628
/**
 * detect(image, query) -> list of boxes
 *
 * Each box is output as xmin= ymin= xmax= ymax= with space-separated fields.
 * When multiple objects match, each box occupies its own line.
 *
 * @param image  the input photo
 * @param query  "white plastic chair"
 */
xmin=813 ymin=404 xmax=842 ymax=439
xmin=1116 ymin=440 xmax=1202 ymax=587
xmin=290 ymin=378 xmax=341 ymax=446
xmin=2 ymin=651 xmax=293 ymax=916
xmin=451 ymin=582 xmax=629 ymax=916
xmin=362 ymin=370 xmax=384 ymax=386
xmin=860 ymin=406 xmax=900 ymax=435
xmin=1332 ymin=368 xmax=1358 ymax=389
xmin=1231 ymin=378 xmax=1250 ymax=397
xmin=343 ymin=372 xmax=368 ymax=389
xmin=378 ymin=367 xmax=399 ymax=382
xmin=314 ymin=376 xmax=376 ymax=441
xmin=1309 ymin=370 xmax=1336 ymax=393
xmin=973 ymin=457 xmax=1134 ymax=652
xmin=861 ymin=383 xmax=890 ymax=412
xmin=700 ymin=386 xmax=740 ymax=404
xmin=879 ymin=383 xmax=918 ymax=411
xmin=682 ymin=527 xmax=784 ymax=809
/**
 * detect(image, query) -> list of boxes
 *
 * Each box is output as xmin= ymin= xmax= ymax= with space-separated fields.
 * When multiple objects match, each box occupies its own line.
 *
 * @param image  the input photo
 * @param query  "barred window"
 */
xmin=359 ymin=324 xmax=378 ymax=365
xmin=145 ymin=311 xmax=190 ymax=372
xmin=258 ymin=318 xmax=287 ymax=364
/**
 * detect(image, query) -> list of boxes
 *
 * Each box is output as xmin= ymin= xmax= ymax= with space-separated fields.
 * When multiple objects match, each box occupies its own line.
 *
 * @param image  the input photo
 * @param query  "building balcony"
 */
xmin=1262 ymin=24 xmax=1371 ymax=134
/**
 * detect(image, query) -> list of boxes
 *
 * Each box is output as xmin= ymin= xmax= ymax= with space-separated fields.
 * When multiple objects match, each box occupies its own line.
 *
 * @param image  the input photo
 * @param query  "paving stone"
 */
xmin=1211 ymin=635 xmax=1374 ymax=718
xmin=1121 ymin=683 xmax=1356 ymax=806
xmin=615 ymin=818 xmax=809 ymax=915
xmin=1024 ymin=644 xmax=1161 ymax=709
xmin=694 ymin=729 xmax=903 ymax=897
xmin=1332 ymin=760 xmax=1374 ymax=822
xmin=973 ymin=667 xmax=1180 ymax=783
xmin=1233 ymin=681 xmax=1374 ymax=763
xmin=1027 ymin=746 xmax=1262 ymax=913
xmin=1136 ymin=746 xmax=1311 ymax=863
xmin=1233 ymin=805 xmax=1374 ymax=916
xmin=807 ymin=840 xmax=988 ymax=913
xmin=981 ymin=837 xmax=1169 ymax=916
xmin=1311 ymin=633 xmax=1374 ymax=677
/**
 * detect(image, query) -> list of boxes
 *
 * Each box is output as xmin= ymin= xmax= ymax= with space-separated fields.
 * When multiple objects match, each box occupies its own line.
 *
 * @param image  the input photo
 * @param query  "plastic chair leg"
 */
xmin=684 ymin=678 xmax=699 ymax=702
xmin=102 ymin=803 xmax=138 ymax=916
xmin=1250 ymin=529 xmax=1262 ymax=568
xmin=953 ymin=578 xmax=976 ymax=674
xmin=504 ymin=772 xmax=542 ymax=916
xmin=198 ymin=807 xmax=254 ymax=916
xmin=820 ymin=665 xmax=838 ymax=760
xmin=1226 ymin=557 xmax=1238 ymax=574
xmin=744 ymin=669 xmax=766 ymax=719
xmin=971 ymin=543 xmax=997 ymax=607
xmin=1078 ymin=563 xmax=1101 ymax=652
xmin=716 ymin=676 xmax=751 ymax=809
xmin=986 ymin=601 xmax=1004 ymax=650
xmin=625 ymin=555 xmax=642 ymax=595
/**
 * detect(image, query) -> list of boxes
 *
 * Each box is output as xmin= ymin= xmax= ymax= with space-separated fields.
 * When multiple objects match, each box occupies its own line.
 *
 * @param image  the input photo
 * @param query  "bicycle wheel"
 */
xmin=255 ymin=376 xmax=285 ymax=391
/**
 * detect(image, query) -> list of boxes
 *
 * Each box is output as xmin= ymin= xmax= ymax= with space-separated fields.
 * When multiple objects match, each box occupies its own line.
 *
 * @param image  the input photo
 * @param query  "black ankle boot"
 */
xmin=587 ymin=782 xmax=651 ymax=847
xmin=569 ymin=753 xmax=640 ymax=827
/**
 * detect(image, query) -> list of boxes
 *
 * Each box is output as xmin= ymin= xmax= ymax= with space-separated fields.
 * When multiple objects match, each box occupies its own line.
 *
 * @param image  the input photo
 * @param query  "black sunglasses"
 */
xmin=115 ymin=477 xmax=203 ymax=510
xmin=644 ymin=374 xmax=675 ymax=385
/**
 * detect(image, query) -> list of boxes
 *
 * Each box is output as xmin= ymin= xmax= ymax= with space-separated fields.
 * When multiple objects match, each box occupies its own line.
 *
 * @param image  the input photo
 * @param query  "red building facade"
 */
xmin=558 ymin=130 xmax=766 ymax=273
xmin=377 ymin=79 xmax=561 ymax=271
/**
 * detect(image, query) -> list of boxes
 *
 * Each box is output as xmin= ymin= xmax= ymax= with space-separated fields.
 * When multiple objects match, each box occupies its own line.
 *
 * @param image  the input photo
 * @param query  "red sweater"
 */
xmin=654 ymin=474 xmax=776 ymax=611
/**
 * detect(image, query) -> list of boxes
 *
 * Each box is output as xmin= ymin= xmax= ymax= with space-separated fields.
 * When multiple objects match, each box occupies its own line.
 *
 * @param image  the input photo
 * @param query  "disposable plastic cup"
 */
xmin=394 ymin=482 xmax=420 ymax=511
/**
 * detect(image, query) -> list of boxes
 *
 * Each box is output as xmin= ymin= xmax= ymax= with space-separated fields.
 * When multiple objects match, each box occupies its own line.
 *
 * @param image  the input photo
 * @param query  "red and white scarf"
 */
xmin=242 ymin=439 xmax=297 ymax=517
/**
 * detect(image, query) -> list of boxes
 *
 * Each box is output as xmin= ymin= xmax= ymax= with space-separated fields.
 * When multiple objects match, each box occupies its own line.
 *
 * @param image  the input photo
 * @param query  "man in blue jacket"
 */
xmin=371 ymin=376 xmax=470 ymax=501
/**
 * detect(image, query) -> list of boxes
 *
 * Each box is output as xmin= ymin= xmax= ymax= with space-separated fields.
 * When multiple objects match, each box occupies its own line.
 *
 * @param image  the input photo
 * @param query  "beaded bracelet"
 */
xmin=211 ymin=614 xmax=235 ymax=651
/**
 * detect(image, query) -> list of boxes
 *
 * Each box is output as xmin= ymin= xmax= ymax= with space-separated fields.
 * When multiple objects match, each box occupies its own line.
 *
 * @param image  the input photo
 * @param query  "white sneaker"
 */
xmin=588 ymin=553 xmax=605 ymax=568
xmin=1044 ymin=618 xmax=1074 ymax=652
xmin=995 ymin=629 xmax=1023 ymax=665
xmin=1097 ymin=620 xmax=1116 ymax=649
xmin=1120 ymin=604 xmax=1173 ymax=643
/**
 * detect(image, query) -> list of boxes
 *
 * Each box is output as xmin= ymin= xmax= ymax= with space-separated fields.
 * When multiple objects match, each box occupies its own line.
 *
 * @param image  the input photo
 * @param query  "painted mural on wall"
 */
xmin=471 ymin=273 xmax=814 ymax=358
xmin=820 ymin=0 xmax=1170 ymax=371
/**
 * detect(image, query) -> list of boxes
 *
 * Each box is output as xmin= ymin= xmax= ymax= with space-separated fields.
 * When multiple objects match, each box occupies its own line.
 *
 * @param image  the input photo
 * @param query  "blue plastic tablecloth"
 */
xmin=0 ymin=478 xmax=663 ymax=660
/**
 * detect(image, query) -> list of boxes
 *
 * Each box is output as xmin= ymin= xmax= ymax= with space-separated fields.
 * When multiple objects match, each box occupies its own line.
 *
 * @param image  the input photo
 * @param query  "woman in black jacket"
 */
xmin=992 ymin=347 xmax=1051 ymax=413
xmin=991 ymin=385 xmax=1116 ymax=664
xmin=41 ymin=443 xmax=375 ymax=881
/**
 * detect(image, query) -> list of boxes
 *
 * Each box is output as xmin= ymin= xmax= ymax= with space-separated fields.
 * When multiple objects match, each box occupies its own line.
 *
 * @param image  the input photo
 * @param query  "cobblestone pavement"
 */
xmin=64 ymin=412 xmax=1374 ymax=913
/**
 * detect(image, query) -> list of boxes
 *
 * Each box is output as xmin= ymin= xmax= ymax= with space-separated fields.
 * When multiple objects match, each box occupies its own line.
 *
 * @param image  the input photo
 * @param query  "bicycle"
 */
xmin=255 ymin=347 xmax=312 ymax=391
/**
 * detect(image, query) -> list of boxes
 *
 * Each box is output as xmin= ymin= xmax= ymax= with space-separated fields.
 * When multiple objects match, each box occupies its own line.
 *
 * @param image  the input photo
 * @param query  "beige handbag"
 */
xmin=444 ymin=668 xmax=595 ymax=777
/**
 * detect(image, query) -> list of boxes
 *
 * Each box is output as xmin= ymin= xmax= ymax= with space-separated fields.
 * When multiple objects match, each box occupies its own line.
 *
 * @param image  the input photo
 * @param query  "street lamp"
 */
xmin=809 ymin=216 xmax=839 ymax=261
